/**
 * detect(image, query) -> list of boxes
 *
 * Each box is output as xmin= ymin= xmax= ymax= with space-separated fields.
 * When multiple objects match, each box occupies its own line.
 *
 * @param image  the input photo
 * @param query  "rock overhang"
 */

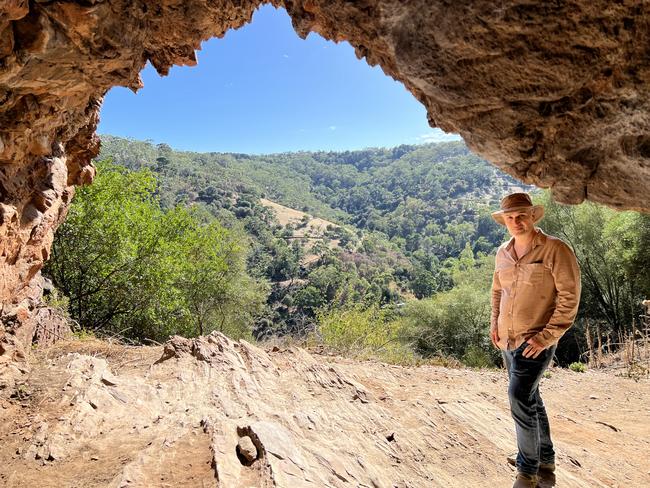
xmin=2 ymin=1 xmax=650 ymax=210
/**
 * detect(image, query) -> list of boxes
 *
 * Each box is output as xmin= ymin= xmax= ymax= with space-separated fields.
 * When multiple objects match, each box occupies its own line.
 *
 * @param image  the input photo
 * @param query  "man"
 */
xmin=490 ymin=193 xmax=581 ymax=488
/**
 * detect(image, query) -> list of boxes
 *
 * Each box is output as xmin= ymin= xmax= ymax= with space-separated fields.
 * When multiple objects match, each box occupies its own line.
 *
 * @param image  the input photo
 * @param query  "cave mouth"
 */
xmin=1 ymin=0 xmax=650 ymax=365
xmin=97 ymin=4 xmax=459 ymax=156
xmin=3 ymin=0 xmax=650 ymax=211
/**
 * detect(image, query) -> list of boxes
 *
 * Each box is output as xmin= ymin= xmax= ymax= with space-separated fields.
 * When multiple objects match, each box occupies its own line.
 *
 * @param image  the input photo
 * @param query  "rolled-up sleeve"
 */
xmin=491 ymin=268 xmax=502 ymax=330
xmin=534 ymin=241 xmax=581 ymax=346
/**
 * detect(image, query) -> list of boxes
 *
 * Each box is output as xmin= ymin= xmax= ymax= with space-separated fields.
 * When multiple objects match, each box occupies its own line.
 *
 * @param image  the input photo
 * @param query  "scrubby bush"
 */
xmin=569 ymin=362 xmax=587 ymax=373
xmin=317 ymin=305 xmax=415 ymax=364
xmin=462 ymin=345 xmax=496 ymax=368
xmin=46 ymin=161 xmax=267 ymax=342
xmin=398 ymin=283 xmax=499 ymax=365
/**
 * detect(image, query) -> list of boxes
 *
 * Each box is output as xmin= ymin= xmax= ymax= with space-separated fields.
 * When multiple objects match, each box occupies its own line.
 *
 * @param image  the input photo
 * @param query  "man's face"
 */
xmin=503 ymin=210 xmax=535 ymax=238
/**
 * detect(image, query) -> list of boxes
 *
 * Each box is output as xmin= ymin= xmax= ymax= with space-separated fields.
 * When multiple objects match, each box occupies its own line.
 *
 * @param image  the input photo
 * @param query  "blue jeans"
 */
xmin=503 ymin=342 xmax=557 ymax=476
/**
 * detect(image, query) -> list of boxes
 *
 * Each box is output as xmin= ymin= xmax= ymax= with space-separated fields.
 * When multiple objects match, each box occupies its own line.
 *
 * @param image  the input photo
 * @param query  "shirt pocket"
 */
xmin=520 ymin=263 xmax=547 ymax=286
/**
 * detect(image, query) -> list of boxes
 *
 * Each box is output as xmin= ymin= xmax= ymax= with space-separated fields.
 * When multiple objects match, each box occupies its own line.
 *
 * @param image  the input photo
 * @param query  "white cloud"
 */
xmin=329 ymin=125 xmax=337 ymax=131
xmin=283 ymin=54 xmax=289 ymax=58
xmin=416 ymin=129 xmax=462 ymax=144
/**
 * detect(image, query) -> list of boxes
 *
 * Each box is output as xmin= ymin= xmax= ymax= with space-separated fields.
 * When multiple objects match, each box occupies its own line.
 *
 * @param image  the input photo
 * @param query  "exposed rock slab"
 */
xmin=0 ymin=332 xmax=648 ymax=487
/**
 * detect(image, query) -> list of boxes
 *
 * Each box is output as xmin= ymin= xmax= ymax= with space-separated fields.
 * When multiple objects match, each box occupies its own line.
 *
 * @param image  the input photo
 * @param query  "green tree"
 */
xmin=399 ymin=284 xmax=496 ymax=365
xmin=47 ymin=162 xmax=168 ymax=334
xmin=536 ymin=191 xmax=646 ymax=337
xmin=172 ymin=218 xmax=267 ymax=339
xmin=399 ymin=253 xmax=498 ymax=366
xmin=46 ymin=161 xmax=266 ymax=342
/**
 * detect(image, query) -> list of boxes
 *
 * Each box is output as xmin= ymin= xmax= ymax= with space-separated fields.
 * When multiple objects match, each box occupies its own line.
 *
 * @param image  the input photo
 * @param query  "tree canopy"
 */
xmin=46 ymin=161 xmax=266 ymax=342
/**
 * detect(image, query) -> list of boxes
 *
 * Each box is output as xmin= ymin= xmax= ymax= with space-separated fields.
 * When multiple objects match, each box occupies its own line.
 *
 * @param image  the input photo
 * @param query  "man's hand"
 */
xmin=490 ymin=326 xmax=499 ymax=348
xmin=522 ymin=336 xmax=546 ymax=358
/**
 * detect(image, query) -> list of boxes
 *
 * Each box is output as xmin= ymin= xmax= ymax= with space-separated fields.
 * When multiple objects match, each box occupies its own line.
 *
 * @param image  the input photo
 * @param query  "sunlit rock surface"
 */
xmin=1 ymin=333 xmax=649 ymax=487
xmin=1 ymin=1 xmax=650 ymax=361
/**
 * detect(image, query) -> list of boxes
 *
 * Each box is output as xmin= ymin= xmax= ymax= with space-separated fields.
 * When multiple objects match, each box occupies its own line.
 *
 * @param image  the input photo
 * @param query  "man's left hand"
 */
xmin=522 ymin=337 xmax=547 ymax=358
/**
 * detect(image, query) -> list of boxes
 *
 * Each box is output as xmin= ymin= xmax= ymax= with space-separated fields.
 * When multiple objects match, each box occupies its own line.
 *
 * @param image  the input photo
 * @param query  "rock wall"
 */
xmin=0 ymin=0 xmax=260 ymax=360
xmin=1 ymin=0 xmax=650 ymax=359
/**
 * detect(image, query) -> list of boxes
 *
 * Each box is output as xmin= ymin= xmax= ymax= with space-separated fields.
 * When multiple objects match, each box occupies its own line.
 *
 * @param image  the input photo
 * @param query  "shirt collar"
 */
xmin=532 ymin=228 xmax=547 ymax=248
xmin=505 ymin=228 xmax=546 ymax=251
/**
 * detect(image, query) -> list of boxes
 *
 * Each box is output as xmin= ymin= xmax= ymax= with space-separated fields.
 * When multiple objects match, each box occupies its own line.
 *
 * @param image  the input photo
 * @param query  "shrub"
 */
xmin=398 ymin=283 xmax=499 ymax=366
xmin=46 ymin=161 xmax=267 ymax=342
xmin=462 ymin=345 xmax=495 ymax=368
xmin=317 ymin=305 xmax=415 ymax=364
xmin=569 ymin=362 xmax=587 ymax=373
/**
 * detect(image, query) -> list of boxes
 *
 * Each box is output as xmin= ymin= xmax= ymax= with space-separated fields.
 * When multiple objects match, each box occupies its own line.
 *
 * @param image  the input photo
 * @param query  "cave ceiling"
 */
xmin=2 ymin=1 xmax=650 ymax=209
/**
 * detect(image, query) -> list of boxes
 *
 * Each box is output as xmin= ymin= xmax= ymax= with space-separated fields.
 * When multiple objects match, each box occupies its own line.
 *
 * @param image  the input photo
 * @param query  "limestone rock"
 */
xmin=31 ymin=306 xmax=71 ymax=347
xmin=1 ymin=332 xmax=648 ymax=487
xmin=237 ymin=435 xmax=258 ymax=463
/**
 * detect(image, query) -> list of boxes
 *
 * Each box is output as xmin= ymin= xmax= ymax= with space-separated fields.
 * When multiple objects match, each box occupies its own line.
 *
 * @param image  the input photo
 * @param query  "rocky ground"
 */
xmin=0 ymin=332 xmax=648 ymax=488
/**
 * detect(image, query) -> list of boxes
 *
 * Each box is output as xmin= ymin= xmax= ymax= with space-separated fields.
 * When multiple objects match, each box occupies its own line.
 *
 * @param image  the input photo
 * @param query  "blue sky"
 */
xmin=98 ymin=5 xmax=460 ymax=154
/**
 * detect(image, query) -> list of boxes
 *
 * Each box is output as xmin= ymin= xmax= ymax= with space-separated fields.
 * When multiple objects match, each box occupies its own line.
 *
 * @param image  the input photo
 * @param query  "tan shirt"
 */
xmin=491 ymin=228 xmax=581 ymax=350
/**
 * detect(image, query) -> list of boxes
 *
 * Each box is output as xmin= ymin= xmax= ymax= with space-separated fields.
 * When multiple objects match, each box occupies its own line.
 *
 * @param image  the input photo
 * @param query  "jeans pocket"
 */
xmin=517 ymin=341 xmax=547 ymax=361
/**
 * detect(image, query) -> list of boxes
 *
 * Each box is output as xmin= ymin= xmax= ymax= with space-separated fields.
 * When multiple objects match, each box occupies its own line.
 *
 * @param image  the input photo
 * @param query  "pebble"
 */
xmin=237 ymin=435 xmax=258 ymax=463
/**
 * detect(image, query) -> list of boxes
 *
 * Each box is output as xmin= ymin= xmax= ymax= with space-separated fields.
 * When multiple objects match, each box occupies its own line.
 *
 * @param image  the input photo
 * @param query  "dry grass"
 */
xmin=585 ymin=316 xmax=650 ymax=381
xmin=260 ymin=198 xmax=342 ymax=265
xmin=260 ymin=198 xmax=338 ymax=231
xmin=31 ymin=335 xmax=163 ymax=373
xmin=259 ymin=333 xmax=465 ymax=369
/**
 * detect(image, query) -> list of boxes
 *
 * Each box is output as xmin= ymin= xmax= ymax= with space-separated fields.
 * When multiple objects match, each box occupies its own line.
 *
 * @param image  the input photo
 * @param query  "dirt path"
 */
xmin=0 ymin=334 xmax=648 ymax=487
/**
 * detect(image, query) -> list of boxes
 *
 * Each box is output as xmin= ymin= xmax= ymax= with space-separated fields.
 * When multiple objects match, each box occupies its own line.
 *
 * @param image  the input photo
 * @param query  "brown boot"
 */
xmin=513 ymin=472 xmax=538 ymax=488
xmin=538 ymin=465 xmax=556 ymax=487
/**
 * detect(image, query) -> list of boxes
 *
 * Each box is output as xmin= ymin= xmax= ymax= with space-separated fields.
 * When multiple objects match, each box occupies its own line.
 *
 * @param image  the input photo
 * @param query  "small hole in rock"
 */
xmin=236 ymin=444 xmax=255 ymax=466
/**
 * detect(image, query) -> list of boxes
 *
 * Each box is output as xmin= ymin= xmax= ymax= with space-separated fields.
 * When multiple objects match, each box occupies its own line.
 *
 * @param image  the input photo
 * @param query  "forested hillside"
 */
xmin=97 ymin=136 xmax=521 ymax=285
xmin=42 ymin=136 xmax=649 ymax=368
xmin=98 ymin=136 xmax=520 ymax=253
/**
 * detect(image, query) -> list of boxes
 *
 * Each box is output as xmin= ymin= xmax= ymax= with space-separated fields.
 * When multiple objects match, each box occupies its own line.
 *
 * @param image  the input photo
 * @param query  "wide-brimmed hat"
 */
xmin=491 ymin=193 xmax=544 ymax=225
